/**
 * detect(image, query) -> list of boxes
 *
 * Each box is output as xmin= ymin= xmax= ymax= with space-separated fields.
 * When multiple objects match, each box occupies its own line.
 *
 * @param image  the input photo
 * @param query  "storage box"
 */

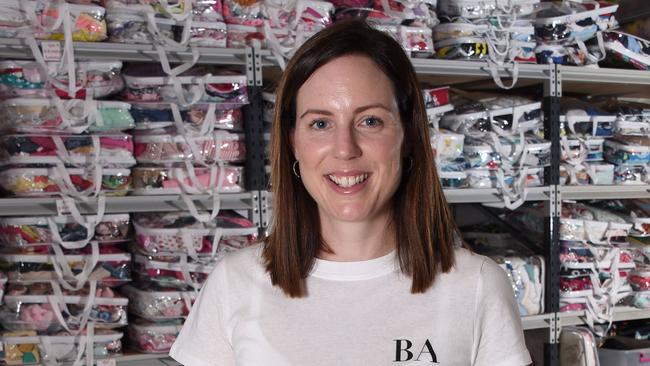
xmin=599 ymin=347 xmax=650 ymax=365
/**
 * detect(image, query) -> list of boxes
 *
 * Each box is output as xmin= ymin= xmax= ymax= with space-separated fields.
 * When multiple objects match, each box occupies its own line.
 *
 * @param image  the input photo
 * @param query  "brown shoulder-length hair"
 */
xmin=263 ymin=19 xmax=458 ymax=297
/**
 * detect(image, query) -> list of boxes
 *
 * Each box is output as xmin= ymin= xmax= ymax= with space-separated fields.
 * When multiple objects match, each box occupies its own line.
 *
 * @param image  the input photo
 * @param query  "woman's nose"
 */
xmin=333 ymin=125 xmax=362 ymax=160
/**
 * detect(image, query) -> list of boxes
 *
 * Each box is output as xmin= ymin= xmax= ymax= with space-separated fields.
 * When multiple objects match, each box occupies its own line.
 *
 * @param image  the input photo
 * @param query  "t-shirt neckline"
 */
xmin=310 ymin=250 xmax=398 ymax=281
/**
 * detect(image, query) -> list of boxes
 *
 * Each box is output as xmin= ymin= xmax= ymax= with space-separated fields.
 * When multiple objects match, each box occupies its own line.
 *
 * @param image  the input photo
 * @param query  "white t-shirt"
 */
xmin=170 ymin=244 xmax=532 ymax=366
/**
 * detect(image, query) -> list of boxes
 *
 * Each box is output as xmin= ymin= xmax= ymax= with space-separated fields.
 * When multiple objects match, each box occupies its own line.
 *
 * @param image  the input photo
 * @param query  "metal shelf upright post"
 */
xmin=242 ymin=47 xmax=267 ymax=233
xmin=543 ymin=64 xmax=562 ymax=366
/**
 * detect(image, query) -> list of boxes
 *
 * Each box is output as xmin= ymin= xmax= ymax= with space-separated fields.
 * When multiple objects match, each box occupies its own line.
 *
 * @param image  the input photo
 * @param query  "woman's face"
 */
xmin=292 ymin=55 xmax=404 ymax=224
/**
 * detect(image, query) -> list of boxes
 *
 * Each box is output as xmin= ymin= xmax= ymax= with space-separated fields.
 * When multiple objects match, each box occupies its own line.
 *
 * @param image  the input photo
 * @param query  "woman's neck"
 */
xmin=317 ymin=211 xmax=396 ymax=262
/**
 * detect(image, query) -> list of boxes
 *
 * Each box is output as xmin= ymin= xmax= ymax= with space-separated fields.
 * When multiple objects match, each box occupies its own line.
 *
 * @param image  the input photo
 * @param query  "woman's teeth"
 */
xmin=328 ymin=174 xmax=369 ymax=188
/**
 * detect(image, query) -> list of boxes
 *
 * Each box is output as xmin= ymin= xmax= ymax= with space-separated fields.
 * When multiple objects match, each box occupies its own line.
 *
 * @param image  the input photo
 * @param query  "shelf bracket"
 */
xmin=246 ymin=48 xmax=255 ymax=86
xmin=548 ymin=312 xmax=561 ymax=344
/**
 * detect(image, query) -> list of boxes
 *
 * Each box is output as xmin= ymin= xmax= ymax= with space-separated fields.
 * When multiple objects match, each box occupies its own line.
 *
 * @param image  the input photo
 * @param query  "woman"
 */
xmin=170 ymin=19 xmax=531 ymax=366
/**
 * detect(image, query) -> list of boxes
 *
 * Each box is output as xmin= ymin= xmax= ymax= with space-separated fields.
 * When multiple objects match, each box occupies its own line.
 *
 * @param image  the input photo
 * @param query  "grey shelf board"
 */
xmin=410 ymin=59 xmax=553 ymax=79
xmin=560 ymin=185 xmax=650 ymax=200
xmin=0 ymin=38 xmax=249 ymax=65
xmin=61 ymin=353 xmax=178 ymax=366
xmin=443 ymin=186 xmax=550 ymax=204
xmin=521 ymin=313 xmax=553 ymax=330
xmin=112 ymin=354 xmax=180 ymax=366
xmin=0 ymin=193 xmax=257 ymax=216
xmin=558 ymin=65 xmax=650 ymax=85
xmin=264 ymin=187 xmax=549 ymax=206
xmin=259 ymin=51 xmax=553 ymax=80
xmin=558 ymin=306 xmax=650 ymax=327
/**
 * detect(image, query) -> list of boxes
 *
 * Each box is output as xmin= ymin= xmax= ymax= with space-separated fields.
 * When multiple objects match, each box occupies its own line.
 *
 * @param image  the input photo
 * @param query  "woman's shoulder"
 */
xmin=218 ymin=242 xmax=266 ymax=273
xmin=210 ymin=243 xmax=266 ymax=282
xmin=450 ymin=247 xmax=504 ymax=280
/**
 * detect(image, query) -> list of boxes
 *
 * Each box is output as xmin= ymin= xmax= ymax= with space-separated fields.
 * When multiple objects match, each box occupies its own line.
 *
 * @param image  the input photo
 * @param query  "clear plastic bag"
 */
xmin=0 ymin=1 xmax=108 ymax=41
xmin=131 ymin=103 xmax=244 ymax=133
xmin=0 ymin=214 xmax=131 ymax=247
xmin=0 ymin=60 xmax=124 ymax=100
xmin=0 ymin=167 xmax=132 ymax=197
xmin=0 ymin=99 xmax=135 ymax=134
xmin=604 ymin=30 xmax=650 ymax=71
xmin=127 ymin=319 xmax=182 ymax=353
xmin=493 ymin=255 xmax=544 ymax=316
xmin=178 ymin=20 xmax=227 ymax=47
xmin=105 ymin=0 xmax=223 ymax=21
xmin=131 ymin=165 xmax=244 ymax=194
xmin=121 ymin=283 xmax=196 ymax=321
xmin=133 ymin=132 xmax=246 ymax=164
xmin=604 ymin=136 xmax=650 ymax=166
xmin=122 ymin=65 xmax=249 ymax=106
xmin=133 ymin=210 xmax=256 ymax=254
xmin=0 ymin=250 xmax=132 ymax=287
xmin=106 ymin=11 xmax=175 ymax=44
xmin=132 ymin=252 xmax=214 ymax=289
xmin=0 ymin=133 xmax=135 ymax=167
xmin=1 ymin=283 xmax=128 ymax=332
xmin=1 ymin=329 xmax=123 ymax=365
xmin=226 ymin=24 xmax=265 ymax=48
xmin=438 ymin=171 xmax=468 ymax=189
xmin=430 ymin=129 xmax=464 ymax=161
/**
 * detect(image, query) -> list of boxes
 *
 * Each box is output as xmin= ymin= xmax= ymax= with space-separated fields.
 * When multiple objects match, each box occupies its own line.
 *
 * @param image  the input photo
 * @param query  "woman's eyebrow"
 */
xmin=299 ymin=109 xmax=334 ymax=119
xmin=299 ymin=103 xmax=393 ymax=119
xmin=353 ymin=103 xmax=392 ymax=114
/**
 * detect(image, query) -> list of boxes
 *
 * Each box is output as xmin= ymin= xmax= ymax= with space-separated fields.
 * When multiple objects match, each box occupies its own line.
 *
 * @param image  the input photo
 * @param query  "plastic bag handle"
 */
xmin=560 ymin=136 xmax=588 ymax=165
xmin=52 ymin=135 xmax=100 ymax=167
xmin=48 ymin=280 xmax=97 ymax=335
xmin=181 ymin=292 xmax=194 ymax=314
xmin=178 ymin=254 xmax=197 ymax=289
xmin=145 ymin=13 xmax=190 ymax=47
xmin=180 ymin=192 xmax=218 ymax=223
xmin=263 ymin=21 xmax=294 ymax=70
xmin=171 ymin=74 xmax=206 ymax=107
xmin=51 ymin=241 xmax=100 ymax=290
xmin=485 ymin=59 xmax=519 ymax=90
xmin=180 ymin=229 xmax=200 ymax=261
xmin=156 ymin=43 xmax=199 ymax=77
xmin=209 ymin=227 xmax=224 ymax=259
xmin=51 ymin=163 xmax=103 ymax=198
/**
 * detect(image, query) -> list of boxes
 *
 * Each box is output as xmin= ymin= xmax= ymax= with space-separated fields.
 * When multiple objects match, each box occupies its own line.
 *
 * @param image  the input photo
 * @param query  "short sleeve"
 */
xmin=472 ymin=258 xmax=532 ymax=366
xmin=169 ymin=264 xmax=236 ymax=366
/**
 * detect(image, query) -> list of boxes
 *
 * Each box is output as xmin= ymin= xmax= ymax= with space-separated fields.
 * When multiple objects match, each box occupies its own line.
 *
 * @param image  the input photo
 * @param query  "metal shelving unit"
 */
xmin=2 ymin=38 xmax=650 ymax=366
xmin=0 ymin=39 xmax=264 ymax=366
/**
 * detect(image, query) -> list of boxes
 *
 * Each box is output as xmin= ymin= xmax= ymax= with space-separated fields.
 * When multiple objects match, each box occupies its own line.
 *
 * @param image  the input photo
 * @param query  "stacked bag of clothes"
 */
xmin=436 ymin=90 xmax=548 ymax=209
xmin=461 ymin=223 xmax=545 ymax=317
xmin=125 ymin=62 xmax=250 ymax=223
xmin=0 ymin=214 xmax=133 ymax=365
xmin=559 ymin=98 xmax=650 ymax=186
xmin=124 ymin=210 xmax=258 ymax=353
xmin=558 ymin=201 xmax=636 ymax=336
xmin=434 ymin=0 xmax=539 ymax=88
xmin=0 ymin=56 xmax=136 ymax=364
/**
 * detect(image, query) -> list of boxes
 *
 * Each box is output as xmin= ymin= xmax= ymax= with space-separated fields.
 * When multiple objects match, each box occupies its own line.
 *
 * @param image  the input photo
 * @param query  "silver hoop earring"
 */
xmin=292 ymin=161 xmax=301 ymax=178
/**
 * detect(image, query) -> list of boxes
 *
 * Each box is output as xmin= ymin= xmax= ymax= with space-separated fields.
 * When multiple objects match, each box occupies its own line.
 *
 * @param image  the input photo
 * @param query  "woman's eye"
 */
xmin=310 ymin=119 xmax=329 ymax=130
xmin=362 ymin=116 xmax=383 ymax=128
